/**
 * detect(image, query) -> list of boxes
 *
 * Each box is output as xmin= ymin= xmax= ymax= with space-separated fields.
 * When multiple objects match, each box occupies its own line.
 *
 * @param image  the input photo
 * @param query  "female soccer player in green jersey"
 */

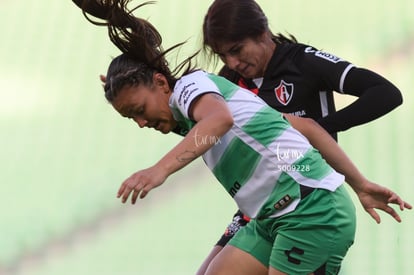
xmin=71 ymin=1 xmax=411 ymax=274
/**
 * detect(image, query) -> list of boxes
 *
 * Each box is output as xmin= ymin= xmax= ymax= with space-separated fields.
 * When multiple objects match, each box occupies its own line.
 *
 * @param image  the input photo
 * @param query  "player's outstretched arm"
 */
xmin=284 ymin=114 xmax=412 ymax=223
xmin=117 ymin=93 xmax=234 ymax=204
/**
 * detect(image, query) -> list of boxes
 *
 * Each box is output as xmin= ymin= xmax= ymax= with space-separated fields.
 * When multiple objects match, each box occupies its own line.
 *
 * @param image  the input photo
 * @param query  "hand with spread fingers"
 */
xmin=117 ymin=166 xmax=168 ymax=204
xmin=354 ymin=180 xmax=412 ymax=223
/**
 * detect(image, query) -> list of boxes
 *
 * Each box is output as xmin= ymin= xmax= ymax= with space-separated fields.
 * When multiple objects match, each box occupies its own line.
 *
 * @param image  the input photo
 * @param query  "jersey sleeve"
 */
xmin=170 ymin=71 xmax=222 ymax=119
xmin=319 ymin=67 xmax=403 ymax=132
xmin=299 ymin=46 xmax=354 ymax=93
xmin=299 ymin=46 xmax=403 ymax=133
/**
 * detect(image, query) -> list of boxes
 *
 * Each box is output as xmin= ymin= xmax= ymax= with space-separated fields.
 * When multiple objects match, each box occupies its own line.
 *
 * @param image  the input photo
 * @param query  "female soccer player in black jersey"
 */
xmin=200 ymin=0 xmax=407 ymax=273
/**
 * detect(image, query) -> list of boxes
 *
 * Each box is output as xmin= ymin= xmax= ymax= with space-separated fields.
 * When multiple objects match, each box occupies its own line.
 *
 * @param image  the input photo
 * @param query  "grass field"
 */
xmin=1 ymin=1 xmax=413 ymax=274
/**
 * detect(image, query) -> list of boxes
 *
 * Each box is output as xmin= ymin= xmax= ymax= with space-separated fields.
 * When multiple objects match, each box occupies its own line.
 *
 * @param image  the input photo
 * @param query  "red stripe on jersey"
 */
xmin=238 ymin=78 xmax=259 ymax=95
xmin=242 ymin=215 xmax=251 ymax=222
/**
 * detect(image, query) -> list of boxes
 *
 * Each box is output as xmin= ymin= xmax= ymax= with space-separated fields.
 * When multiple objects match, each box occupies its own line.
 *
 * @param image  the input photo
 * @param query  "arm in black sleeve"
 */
xmin=72 ymin=0 xmax=110 ymax=19
xmin=317 ymin=67 xmax=403 ymax=133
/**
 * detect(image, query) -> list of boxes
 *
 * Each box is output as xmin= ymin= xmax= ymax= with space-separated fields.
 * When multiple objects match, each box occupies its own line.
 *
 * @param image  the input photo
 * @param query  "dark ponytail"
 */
xmin=78 ymin=0 xmax=199 ymax=94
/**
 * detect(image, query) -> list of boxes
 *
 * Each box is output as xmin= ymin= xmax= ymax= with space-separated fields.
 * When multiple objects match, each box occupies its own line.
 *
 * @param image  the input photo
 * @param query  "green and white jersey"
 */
xmin=169 ymin=70 xmax=344 ymax=219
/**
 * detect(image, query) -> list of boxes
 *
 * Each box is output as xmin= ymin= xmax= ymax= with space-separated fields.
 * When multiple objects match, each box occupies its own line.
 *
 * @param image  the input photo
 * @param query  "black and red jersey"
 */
xmin=219 ymin=42 xmax=402 ymax=140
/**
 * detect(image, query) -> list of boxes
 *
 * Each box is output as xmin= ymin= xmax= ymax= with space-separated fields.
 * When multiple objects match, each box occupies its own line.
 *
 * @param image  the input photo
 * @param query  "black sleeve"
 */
xmin=317 ymin=67 xmax=403 ymax=133
xmin=72 ymin=0 xmax=110 ymax=19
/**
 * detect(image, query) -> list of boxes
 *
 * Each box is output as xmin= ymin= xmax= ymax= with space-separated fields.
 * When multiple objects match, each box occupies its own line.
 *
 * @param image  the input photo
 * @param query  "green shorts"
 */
xmin=228 ymin=185 xmax=356 ymax=275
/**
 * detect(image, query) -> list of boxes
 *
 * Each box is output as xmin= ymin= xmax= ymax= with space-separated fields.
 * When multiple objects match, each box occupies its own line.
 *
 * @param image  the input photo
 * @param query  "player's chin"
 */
xmin=161 ymin=121 xmax=178 ymax=134
xmin=157 ymin=124 xmax=171 ymax=134
xmin=159 ymin=129 xmax=170 ymax=134
xmin=238 ymin=66 xmax=259 ymax=79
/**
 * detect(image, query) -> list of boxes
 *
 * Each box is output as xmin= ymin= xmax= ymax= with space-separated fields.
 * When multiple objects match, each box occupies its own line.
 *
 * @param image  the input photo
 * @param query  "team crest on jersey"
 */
xmin=274 ymin=80 xmax=294 ymax=106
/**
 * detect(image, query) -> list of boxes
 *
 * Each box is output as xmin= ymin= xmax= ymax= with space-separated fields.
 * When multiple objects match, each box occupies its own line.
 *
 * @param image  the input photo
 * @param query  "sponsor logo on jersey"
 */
xmin=229 ymin=181 xmax=241 ymax=197
xmin=274 ymin=80 xmax=294 ymax=106
xmin=274 ymin=195 xmax=293 ymax=210
xmin=178 ymin=82 xmax=197 ymax=107
xmin=304 ymin=46 xmax=343 ymax=63
xmin=289 ymin=110 xmax=306 ymax=117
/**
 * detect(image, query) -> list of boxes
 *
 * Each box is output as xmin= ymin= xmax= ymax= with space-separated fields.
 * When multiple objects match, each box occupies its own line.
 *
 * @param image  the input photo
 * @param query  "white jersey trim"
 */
xmin=253 ymin=77 xmax=264 ymax=88
xmin=339 ymin=64 xmax=355 ymax=93
xmin=319 ymin=91 xmax=329 ymax=117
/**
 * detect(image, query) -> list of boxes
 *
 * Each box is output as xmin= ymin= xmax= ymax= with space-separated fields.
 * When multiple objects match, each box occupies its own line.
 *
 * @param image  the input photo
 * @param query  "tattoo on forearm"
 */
xmin=176 ymin=150 xmax=197 ymax=162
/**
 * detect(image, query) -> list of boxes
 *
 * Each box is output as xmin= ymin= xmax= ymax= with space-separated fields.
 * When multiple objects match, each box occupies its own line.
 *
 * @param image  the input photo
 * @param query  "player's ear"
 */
xmin=153 ymin=73 xmax=170 ymax=93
